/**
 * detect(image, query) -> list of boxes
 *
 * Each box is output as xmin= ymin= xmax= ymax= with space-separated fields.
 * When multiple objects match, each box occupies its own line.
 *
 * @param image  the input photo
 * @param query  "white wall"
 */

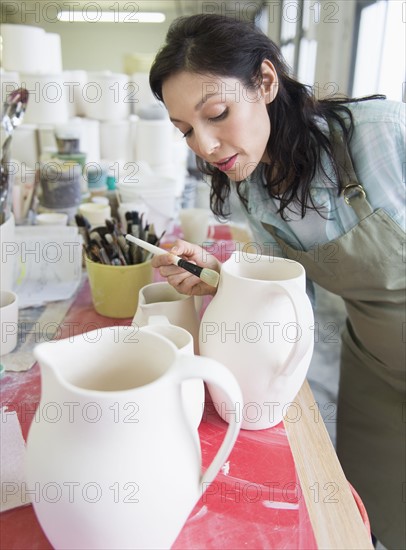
xmin=38 ymin=20 xmax=172 ymax=73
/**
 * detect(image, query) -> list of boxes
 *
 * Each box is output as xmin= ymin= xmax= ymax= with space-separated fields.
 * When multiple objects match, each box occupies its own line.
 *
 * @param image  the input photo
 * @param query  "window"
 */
xmin=279 ymin=0 xmax=318 ymax=85
xmin=351 ymin=0 xmax=405 ymax=101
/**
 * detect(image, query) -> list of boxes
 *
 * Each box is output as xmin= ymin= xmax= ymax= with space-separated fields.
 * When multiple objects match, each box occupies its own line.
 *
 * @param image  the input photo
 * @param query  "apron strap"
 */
xmin=330 ymin=128 xmax=373 ymax=220
xmin=342 ymin=183 xmax=373 ymax=219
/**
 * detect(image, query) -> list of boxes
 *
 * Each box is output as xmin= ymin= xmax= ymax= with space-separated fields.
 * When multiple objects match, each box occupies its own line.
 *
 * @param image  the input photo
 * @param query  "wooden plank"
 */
xmin=284 ymin=380 xmax=373 ymax=549
xmin=228 ymin=223 xmax=373 ymax=548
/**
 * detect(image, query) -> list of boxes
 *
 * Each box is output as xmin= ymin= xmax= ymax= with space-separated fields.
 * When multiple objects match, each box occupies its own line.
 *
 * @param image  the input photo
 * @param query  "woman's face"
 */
xmin=161 ymin=63 xmax=276 ymax=181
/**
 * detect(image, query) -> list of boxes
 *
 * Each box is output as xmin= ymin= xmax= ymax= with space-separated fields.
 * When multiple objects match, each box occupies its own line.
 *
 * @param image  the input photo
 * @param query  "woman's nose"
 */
xmin=193 ymin=129 xmax=220 ymax=158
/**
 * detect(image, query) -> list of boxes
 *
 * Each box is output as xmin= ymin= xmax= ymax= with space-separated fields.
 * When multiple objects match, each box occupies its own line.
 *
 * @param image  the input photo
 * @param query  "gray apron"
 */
xmin=262 ymin=131 xmax=406 ymax=549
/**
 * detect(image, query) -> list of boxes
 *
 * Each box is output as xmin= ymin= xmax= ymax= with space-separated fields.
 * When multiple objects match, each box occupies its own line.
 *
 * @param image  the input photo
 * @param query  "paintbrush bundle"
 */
xmin=76 ymin=211 xmax=165 ymax=266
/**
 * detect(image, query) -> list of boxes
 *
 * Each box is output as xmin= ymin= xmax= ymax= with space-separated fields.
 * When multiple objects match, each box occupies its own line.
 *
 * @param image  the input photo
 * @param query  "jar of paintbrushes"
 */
xmin=78 ymin=211 xmax=163 ymax=318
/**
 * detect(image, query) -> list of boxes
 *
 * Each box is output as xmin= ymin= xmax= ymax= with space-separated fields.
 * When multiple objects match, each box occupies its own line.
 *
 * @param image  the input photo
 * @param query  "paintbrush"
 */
xmin=75 ymin=213 xmax=91 ymax=245
xmin=125 ymin=234 xmax=220 ymax=288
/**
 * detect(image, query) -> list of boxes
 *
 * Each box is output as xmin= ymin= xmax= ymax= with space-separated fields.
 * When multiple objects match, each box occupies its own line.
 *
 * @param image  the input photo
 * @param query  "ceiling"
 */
xmin=1 ymin=1 xmax=265 ymax=24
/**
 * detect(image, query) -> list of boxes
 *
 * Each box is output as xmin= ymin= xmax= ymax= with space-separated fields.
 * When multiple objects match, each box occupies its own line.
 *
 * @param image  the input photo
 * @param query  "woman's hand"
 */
xmin=151 ymin=239 xmax=221 ymax=296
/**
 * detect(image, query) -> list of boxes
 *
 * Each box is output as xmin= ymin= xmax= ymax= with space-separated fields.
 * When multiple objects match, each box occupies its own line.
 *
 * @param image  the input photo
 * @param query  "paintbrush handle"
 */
xmin=125 ymin=233 xmax=168 ymax=257
xmin=125 ymin=233 xmax=199 ymax=270
xmin=125 ymin=233 xmax=219 ymax=288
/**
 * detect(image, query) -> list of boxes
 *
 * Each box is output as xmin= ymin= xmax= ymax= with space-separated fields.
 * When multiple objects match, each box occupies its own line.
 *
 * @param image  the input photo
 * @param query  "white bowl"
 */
xmin=78 ymin=202 xmax=111 ymax=228
xmin=36 ymin=213 xmax=68 ymax=226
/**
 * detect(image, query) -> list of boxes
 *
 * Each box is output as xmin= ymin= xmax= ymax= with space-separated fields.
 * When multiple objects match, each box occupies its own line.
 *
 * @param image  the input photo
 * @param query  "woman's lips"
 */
xmin=213 ymin=154 xmax=238 ymax=172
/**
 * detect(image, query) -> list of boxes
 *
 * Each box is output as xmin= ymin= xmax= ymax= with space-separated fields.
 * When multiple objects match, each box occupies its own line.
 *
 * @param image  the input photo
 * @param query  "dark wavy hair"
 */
xmin=149 ymin=14 xmax=385 ymax=219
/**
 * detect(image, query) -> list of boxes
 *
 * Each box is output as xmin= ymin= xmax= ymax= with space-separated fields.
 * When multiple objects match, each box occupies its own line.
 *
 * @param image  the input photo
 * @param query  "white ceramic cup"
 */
xmin=78 ymin=202 xmax=111 ymax=228
xmin=0 ymin=290 xmax=18 ymax=355
xmin=179 ymin=207 xmax=214 ymax=244
xmin=0 ymin=213 xmax=17 ymax=292
xmin=91 ymin=196 xmax=109 ymax=206
xmin=36 ymin=213 xmax=68 ymax=226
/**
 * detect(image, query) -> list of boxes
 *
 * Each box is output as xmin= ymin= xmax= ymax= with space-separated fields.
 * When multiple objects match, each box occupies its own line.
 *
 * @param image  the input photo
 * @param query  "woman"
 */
xmin=149 ymin=14 xmax=405 ymax=548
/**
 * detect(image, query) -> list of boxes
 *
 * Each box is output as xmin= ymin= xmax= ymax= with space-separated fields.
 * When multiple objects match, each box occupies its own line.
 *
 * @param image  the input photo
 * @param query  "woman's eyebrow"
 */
xmin=196 ymin=91 xmax=221 ymax=109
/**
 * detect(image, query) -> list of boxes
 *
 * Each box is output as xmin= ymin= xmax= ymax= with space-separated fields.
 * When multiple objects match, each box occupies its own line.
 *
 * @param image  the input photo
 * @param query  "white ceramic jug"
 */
xmin=199 ymin=251 xmax=314 ymax=430
xmin=132 ymin=281 xmax=201 ymax=353
xmin=142 ymin=315 xmax=205 ymax=430
xmin=26 ymin=326 xmax=242 ymax=550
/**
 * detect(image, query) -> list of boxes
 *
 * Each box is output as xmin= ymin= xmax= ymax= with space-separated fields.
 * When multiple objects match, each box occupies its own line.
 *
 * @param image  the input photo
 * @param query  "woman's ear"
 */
xmin=260 ymin=59 xmax=279 ymax=104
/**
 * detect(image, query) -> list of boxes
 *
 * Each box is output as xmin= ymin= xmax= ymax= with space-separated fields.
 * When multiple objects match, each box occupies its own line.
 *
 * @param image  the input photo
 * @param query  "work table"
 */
xmin=0 ymin=224 xmax=372 ymax=549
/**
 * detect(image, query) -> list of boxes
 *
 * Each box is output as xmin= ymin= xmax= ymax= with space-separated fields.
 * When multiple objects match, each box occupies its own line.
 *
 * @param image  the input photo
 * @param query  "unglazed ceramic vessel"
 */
xmin=199 ymin=251 xmax=314 ymax=430
xmin=141 ymin=315 xmax=205 ymax=430
xmin=132 ymin=281 xmax=201 ymax=353
xmin=26 ymin=326 xmax=242 ymax=550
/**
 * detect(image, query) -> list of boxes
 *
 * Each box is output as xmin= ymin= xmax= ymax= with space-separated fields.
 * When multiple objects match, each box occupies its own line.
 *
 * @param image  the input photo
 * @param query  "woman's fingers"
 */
xmin=172 ymin=273 xmax=217 ymax=297
xmin=150 ymin=238 xmax=220 ymax=296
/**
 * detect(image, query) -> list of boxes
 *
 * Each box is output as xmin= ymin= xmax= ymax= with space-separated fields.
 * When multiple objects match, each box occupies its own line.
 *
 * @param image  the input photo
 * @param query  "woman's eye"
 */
xmin=180 ymin=108 xmax=228 ymax=139
xmin=209 ymin=108 xmax=228 ymax=122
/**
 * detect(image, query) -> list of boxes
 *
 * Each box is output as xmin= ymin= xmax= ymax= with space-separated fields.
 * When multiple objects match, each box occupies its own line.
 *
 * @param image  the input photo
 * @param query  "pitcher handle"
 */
xmin=173 ymin=355 xmax=242 ymax=489
xmin=274 ymin=282 xmax=314 ymax=377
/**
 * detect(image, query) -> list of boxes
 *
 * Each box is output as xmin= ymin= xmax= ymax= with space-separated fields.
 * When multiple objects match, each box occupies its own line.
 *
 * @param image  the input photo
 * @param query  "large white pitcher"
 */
xmin=199 ymin=251 xmax=314 ymax=430
xmin=26 ymin=326 xmax=242 ymax=550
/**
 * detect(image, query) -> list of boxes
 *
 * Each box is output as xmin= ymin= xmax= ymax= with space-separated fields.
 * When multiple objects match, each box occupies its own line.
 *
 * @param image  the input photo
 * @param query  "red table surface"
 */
xmin=0 ymin=279 xmax=316 ymax=549
xmin=0 ymin=226 xmax=318 ymax=549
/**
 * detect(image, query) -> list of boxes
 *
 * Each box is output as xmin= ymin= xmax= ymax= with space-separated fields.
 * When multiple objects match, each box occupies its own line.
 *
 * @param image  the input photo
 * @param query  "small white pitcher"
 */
xmin=133 ymin=281 xmax=202 ymax=353
xmin=142 ymin=314 xmax=205 ymax=430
